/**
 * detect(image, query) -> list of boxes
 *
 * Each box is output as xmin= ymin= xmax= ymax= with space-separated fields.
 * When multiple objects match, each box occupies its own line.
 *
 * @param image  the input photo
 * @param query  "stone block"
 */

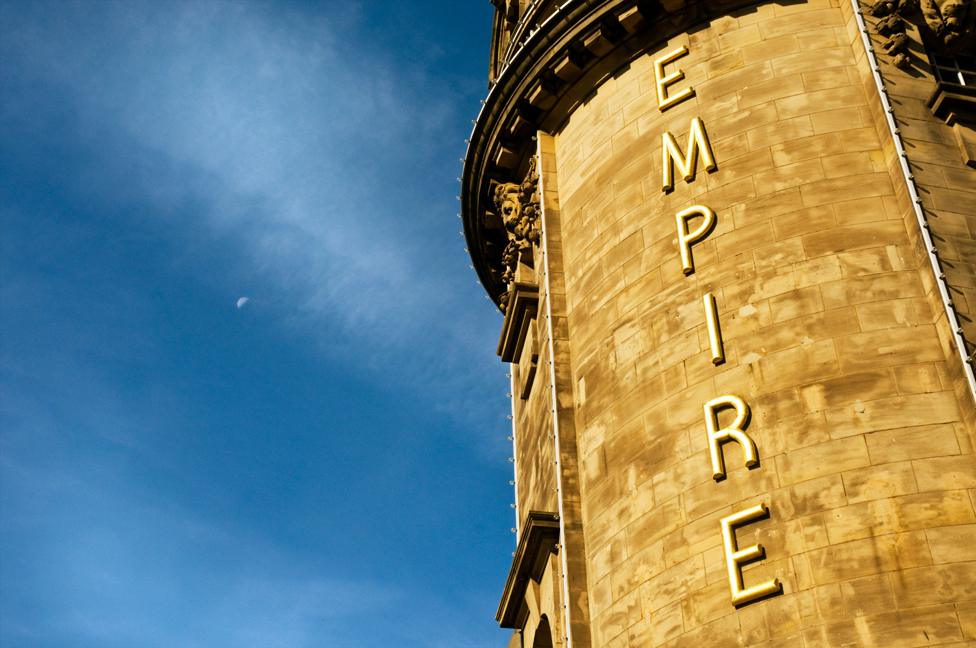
xmin=825 ymin=490 xmax=974 ymax=544
xmin=775 ymin=436 xmax=870 ymax=486
xmin=925 ymin=524 xmax=976 ymax=564
xmin=838 ymin=573 xmax=896 ymax=616
xmin=889 ymin=562 xmax=976 ymax=608
xmin=802 ymin=604 xmax=963 ymax=647
xmin=913 ymin=455 xmax=976 ymax=492
xmin=834 ymin=328 xmax=944 ymax=373
xmin=801 ymin=220 xmax=905 ymax=258
xmin=824 ymin=390 xmax=960 ymax=437
xmin=807 ymin=531 xmax=932 ymax=585
xmin=841 ymin=461 xmax=918 ymax=504
xmin=866 ymin=424 xmax=960 ymax=464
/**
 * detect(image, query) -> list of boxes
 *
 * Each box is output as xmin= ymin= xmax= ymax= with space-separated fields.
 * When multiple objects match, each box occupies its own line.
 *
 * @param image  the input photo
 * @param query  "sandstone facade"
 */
xmin=463 ymin=1 xmax=976 ymax=646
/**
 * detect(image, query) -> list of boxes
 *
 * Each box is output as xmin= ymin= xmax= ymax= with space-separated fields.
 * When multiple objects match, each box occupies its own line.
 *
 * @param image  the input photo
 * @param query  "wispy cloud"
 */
xmin=1 ymin=0 xmax=506 ymax=431
xmin=1 ymin=5 xmax=513 ymax=647
xmin=1 ymin=350 xmax=509 ymax=643
xmin=1 ymin=452 xmax=403 ymax=648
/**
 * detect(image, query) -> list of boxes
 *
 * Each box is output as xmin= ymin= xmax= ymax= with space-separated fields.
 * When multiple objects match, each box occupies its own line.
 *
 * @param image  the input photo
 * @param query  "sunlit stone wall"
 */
xmin=541 ymin=2 xmax=976 ymax=645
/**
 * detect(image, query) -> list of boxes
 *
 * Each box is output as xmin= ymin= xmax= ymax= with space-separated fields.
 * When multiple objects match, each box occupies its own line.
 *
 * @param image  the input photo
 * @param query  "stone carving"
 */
xmin=869 ymin=0 xmax=976 ymax=68
xmin=491 ymin=0 xmax=522 ymax=30
xmin=920 ymin=0 xmax=976 ymax=51
xmin=493 ymin=156 xmax=540 ymax=305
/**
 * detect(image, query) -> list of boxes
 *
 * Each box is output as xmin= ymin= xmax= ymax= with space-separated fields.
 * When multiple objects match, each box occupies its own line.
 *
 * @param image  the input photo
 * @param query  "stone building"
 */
xmin=460 ymin=0 xmax=976 ymax=646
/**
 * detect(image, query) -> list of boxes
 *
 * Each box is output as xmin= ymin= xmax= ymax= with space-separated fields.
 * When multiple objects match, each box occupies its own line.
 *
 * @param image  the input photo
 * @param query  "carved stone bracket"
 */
xmin=929 ymin=81 xmax=976 ymax=166
xmin=491 ymin=0 xmax=522 ymax=29
xmin=498 ymin=281 xmax=539 ymax=363
xmin=494 ymin=155 xmax=541 ymax=306
xmin=868 ymin=0 xmax=975 ymax=68
xmin=463 ymin=0 xmax=734 ymax=307
xmin=929 ymin=81 xmax=976 ymax=123
xmin=496 ymin=511 xmax=561 ymax=629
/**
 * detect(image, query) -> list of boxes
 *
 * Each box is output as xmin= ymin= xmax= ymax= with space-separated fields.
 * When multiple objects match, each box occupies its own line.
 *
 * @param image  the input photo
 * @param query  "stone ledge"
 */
xmin=498 ymin=281 xmax=540 ymax=363
xmin=928 ymin=82 xmax=976 ymax=126
xmin=497 ymin=511 xmax=561 ymax=629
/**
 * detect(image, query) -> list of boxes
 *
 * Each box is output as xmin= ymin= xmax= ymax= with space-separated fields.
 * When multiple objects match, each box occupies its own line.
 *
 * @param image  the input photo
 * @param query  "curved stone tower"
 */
xmin=461 ymin=1 xmax=976 ymax=646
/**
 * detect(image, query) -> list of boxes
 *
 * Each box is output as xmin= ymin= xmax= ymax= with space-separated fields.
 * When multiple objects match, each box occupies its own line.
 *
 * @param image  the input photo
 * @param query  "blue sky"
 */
xmin=0 ymin=2 xmax=515 ymax=646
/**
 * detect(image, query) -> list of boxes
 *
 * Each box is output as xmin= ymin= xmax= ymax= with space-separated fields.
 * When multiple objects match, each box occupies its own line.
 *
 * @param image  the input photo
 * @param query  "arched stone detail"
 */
xmin=464 ymin=0 xmax=780 ymax=308
xmin=531 ymin=615 xmax=555 ymax=648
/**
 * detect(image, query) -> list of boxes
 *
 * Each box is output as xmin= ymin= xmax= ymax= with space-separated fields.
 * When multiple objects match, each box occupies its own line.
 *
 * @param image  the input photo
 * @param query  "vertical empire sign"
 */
xmin=655 ymin=45 xmax=783 ymax=608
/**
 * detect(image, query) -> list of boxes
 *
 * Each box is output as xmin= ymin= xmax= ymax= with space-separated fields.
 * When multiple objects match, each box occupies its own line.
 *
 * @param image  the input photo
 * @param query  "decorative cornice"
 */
xmin=868 ymin=0 xmax=975 ymax=68
xmin=928 ymin=82 xmax=976 ymax=124
xmin=490 ymin=1 xmax=562 ymax=84
xmin=462 ymin=0 xmax=763 ymax=308
xmin=498 ymin=281 xmax=540 ymax=362
xmin=496 ymin=511 xmax=561 ymax=629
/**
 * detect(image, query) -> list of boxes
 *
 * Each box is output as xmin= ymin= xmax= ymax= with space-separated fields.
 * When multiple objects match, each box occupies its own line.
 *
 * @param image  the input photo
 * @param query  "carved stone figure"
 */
xmin=869 ymin=0 xmax=975 ymax=67
xmin=493 ymin=156 xmax=541 ymax=298
xmin=919 ymin=0 xmax=975 ymax=50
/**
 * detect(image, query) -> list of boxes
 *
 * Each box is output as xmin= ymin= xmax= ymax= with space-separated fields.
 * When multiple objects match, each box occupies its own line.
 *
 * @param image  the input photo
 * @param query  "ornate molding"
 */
xmin=462 ymin=0 xmax=760 ymax=309
xmin=490 ymin=1 xmax=562 ymax=84
xmin=496 ymin=511 xmax=561 ymax=629
xmin=928 ymin=81 xmax=976 ymax=124
xmin=491 ymin=0 xmax=522 ymax=28
xmin=494 ymin=155 xmax=541 ymax=295
xmin=498 ymin=281 xmax=539 ymax=363
xmin=466 ymin=0 xmax=976 ymax=307
xmin=868 ymin=0 xmax=976 ymax=68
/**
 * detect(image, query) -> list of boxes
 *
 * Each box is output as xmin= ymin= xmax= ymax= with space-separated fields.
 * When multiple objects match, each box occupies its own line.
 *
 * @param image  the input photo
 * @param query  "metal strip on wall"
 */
xmin=851 ymin=0 xmax=976 ymax=404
